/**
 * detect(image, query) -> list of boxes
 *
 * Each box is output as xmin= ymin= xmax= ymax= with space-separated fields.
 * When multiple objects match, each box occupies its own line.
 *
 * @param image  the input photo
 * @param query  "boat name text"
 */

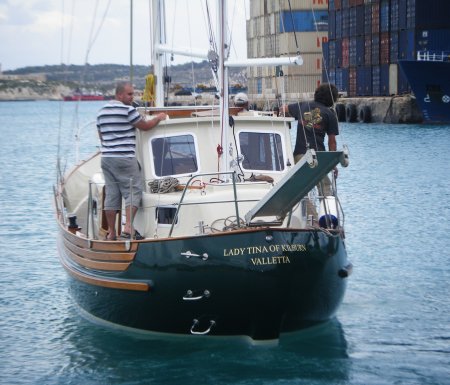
xmin=250 ymin=256 xmax=291 ymax=265
xmin=223 ymin=244 xmax=306 ymax=257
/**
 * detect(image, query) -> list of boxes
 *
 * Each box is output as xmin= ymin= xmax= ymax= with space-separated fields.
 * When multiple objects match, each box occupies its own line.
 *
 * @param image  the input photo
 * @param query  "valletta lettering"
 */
xmin=250 ymin=256 xmax=291 ymax=265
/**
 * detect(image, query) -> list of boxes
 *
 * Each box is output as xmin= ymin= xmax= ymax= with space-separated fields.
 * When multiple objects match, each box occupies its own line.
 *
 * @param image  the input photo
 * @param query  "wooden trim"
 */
xmin=65 ymin=246 xmax=131 ymax=271
xmin=60 ymin=223 xmax=138 ymax=252
xmin=63 ymin=237 xmax=136 ymax=262
xmin=59 ymin=249 xmax=150 ymax=292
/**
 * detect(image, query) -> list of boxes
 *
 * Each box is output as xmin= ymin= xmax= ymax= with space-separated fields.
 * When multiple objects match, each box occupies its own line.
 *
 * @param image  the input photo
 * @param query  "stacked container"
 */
xmin=326 ymin=0 xmax=450 ymax=97
xmin=246 ymin=0 xmax=329 ymax=99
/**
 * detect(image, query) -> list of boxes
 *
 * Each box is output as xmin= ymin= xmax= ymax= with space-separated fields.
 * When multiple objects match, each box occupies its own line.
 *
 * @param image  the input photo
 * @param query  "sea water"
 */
xmin=0 ymin=101 xmax=449 ymax=385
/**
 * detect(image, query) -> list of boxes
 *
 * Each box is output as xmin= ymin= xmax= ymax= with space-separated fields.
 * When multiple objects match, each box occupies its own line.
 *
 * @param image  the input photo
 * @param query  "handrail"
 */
xmin=417 ymin=51 xmax=450 ymax=62
xmin=168 ymin=171 xmax=241 ymax=237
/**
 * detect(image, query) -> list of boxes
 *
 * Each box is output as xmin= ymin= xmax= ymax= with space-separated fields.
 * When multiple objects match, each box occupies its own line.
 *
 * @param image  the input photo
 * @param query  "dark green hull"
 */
xmin=62 ymin=228 xmax=351 ymax=341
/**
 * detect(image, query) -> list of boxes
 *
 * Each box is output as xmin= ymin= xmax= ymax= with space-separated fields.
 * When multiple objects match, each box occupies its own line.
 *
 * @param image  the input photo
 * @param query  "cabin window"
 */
xmin=156 ymin=206 xmax=178 ymax=225
xmin=151 ymin=134 xmax=198 ymax=177
xmin=238 ymin=132 xmax=284 ymax=171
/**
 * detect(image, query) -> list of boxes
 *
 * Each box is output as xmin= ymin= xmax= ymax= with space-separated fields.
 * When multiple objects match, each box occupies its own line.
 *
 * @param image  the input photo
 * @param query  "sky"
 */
xmin=0 ymin=0 xmax=248 ymax=71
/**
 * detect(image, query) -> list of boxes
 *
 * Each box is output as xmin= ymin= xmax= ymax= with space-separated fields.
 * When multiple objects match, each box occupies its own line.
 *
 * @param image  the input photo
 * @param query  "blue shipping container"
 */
xmin=357 ymin=66 xmax=372 ymax=96
xmin=380 ymin=64 xmax=390 ymax=96
xmin=364 ymin=6 xmax=372 ymax=35
xmin=390 ymin=31 xmax=399 ymax=62
xmin=398 ymin=0 xmax=407 ymax=30
xmin=336 ymin=10 xmax=342 ymax=39
xmin=391 ymin=0 xmax=399 ymax=31
xmin=356 ymin=36 xmax=365 ymax=66
xmin=372 ymin=34 xmax=380 ymax=65
xmin=399 ymin=29 xmax=415 ymax=60
xmin=329 ymin=11 xmax=336 ymax=40
xmin=336 ymin=68 xmax=349 ymax=93
xmin=280 ymin=11 xmax=328 ymax=33
xmin=342 ymin=8 xmax=350 ymax=38
xmin=356 ymin=5 xmax=364 ymax=36
xmin=380 ymin=0 xmax=390 ymax=32
xmin=372 ymin=65 xmax=381 ymax=96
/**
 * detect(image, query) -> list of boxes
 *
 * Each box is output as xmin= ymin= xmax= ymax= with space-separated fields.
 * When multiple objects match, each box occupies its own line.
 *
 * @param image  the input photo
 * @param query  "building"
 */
xmin=247 ymin=0 xmax=330 ymax=101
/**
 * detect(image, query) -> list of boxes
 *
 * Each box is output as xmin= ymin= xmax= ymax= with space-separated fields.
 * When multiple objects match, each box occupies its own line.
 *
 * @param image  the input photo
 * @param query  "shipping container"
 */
xmin=342 ymin=37 xmax=350 ymax=68
xmin=349 ymin=67 xmax=357 ymax=96
xmin=399 ymin=29 xmax=415 ymax=60
xmin=278 ymin=32 xmax=328 ymax=54
xmin=380 ymin=64 xmax=390 ymax=96
xmin=284 ymin=75 xmax=323 ymax=94
xmin=336 ymin=38 xmax=343 ymax=67
xmin=406 ymin=0 xmax=415 ymax=29
xmin=372 ymin=65 xmax=381 ymax=96
xmin=279 ymin=10 xmax=328 ymax=33
xmin=364 ymin=5 xmax=372 ymax=35
xmin=335 ymin=10 xmax=342 ymax=38
xmin=356 ymin=36 xmax=365 ymax=66
xmin=357 ymin=66 xmax=372 ymax=95
xmin=329 ymin=10 xmax=336 ymax=39
xmin=390 ymin=0 xmax=399 ymax=31
xmin=380 ymin=32 xmax=390 ymax=64
xmin=389 ymin=63 xmax=398 ymax=95
xmin=329 ymin=40 xmax=337 ymax=67
xmin=372 ymin=2 xmax=380 ymax=34
xmin=278 ymin=0 xmax=329 ymax=10
xmin=390 ymin=31 xmax=399 ymax=62
xmin=349 ymin=37 xmax=357 ymax=66
xmin=286 ymin=53 xmax=324 ymax=75
xmin=372 ymin=34 xmax=380 ymax=65
xmin=336 ymin=68 xmax=349 ymax=93
xmin=364 ymin=35 xmax=372 ymax=65
xmin=380 ymin=0 xmax=390 ymax=32
xmin=326 ymin=68 xmax=336 ymax=85
xmin=398 ymin=0 xmax=407 ymax=30
xmin=355 ymin=5 xmax=365 ymax=36
xmin=342 ymin=8 xmax=350 ymax=38
xmin=349 ymin=7 xmax=357 ymax=37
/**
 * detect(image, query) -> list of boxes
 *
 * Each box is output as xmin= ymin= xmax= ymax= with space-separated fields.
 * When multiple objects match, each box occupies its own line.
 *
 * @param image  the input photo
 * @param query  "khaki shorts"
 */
xmin=101 ymin=157 xmax=143 ymax=210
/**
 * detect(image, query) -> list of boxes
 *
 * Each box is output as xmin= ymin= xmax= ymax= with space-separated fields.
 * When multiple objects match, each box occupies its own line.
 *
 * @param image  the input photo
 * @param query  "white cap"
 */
xmin=234 ymin=92 xmax=248 ymax=106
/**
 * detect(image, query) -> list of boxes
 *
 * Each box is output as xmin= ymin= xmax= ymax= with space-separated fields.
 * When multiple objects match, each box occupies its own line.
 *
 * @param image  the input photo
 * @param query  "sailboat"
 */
xmin=54 ymin=0 xmax=351 ymax=341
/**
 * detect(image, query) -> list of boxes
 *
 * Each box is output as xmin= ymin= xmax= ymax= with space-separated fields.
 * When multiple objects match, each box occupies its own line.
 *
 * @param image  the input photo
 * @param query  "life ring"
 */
xmin=358 ymin=105 xmax=372 ymax=123
xmin=335 ymin=103 xmax=346 ymax=122
xmin=345 ymin=104 xmax=357 ymax=122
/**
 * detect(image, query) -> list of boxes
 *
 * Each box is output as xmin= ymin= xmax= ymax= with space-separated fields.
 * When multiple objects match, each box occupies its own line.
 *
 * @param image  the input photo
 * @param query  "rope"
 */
xmin=149 ymin=177 xmax=179 ymax=194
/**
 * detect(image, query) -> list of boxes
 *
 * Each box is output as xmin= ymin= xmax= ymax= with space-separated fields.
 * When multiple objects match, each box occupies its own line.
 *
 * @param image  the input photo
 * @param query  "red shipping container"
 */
xmin=342 ymin=37 xmax=350 ymax=68
xmin=380 ymin=32 xmax=390 ymax=64
xmin=372 ymin=3 xmax=380 ymax=34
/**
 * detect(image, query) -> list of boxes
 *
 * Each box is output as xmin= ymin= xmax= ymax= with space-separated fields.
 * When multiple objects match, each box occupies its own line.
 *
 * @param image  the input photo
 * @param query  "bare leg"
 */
xmin=105 ymin=210 xmax=118 ymax=240
xmin=123 ymin=205 xmax=138 ymax=235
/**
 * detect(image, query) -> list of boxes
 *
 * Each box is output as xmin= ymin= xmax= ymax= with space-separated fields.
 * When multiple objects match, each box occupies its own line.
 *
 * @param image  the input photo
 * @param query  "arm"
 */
xmin=134 ymin=112 xmax=167 ymax=131
xmin=327 ymin=134 xmax=338 ymax=178
xmin=327 ymin=134 xmax=337 ymax=151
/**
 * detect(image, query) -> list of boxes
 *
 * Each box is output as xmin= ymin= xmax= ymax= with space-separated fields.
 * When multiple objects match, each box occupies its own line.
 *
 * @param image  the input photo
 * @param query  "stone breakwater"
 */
xmin=0 ymin=81 xmax=72 ymax=101
xmin=335 ymin=95 xmax=423 ymax=124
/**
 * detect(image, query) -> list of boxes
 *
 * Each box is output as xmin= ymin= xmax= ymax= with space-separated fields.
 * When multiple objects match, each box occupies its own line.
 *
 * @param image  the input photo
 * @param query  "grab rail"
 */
xmin=168 ymin=171 xmax=240 ymax=237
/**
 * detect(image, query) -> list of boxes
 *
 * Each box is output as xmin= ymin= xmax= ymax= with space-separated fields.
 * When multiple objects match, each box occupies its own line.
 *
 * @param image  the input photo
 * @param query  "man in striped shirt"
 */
xmin=97 ymin=81 xmax=166 ymax=240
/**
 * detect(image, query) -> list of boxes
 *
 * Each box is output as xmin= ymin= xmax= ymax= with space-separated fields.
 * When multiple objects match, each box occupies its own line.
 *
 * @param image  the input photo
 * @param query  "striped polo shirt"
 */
xmin=96 ymin=100 xmax=143 ymax=157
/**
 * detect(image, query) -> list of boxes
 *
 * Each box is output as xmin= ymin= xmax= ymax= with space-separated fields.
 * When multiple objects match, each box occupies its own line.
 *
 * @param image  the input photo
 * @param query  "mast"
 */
xmin=152 ymin=0 xmax=166 ymax=107
xmin=218 ymin=0 xmax=230 ymax=175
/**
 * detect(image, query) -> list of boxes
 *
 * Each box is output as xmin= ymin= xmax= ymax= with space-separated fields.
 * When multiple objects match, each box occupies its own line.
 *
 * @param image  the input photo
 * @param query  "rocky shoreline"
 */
xmin=0 ymin=81 xmax=423 ymax=123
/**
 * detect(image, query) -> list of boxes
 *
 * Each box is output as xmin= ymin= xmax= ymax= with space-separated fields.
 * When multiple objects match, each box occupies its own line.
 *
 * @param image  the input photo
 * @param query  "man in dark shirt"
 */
xmin=282 ymin=83 xmax=340 ymax=223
